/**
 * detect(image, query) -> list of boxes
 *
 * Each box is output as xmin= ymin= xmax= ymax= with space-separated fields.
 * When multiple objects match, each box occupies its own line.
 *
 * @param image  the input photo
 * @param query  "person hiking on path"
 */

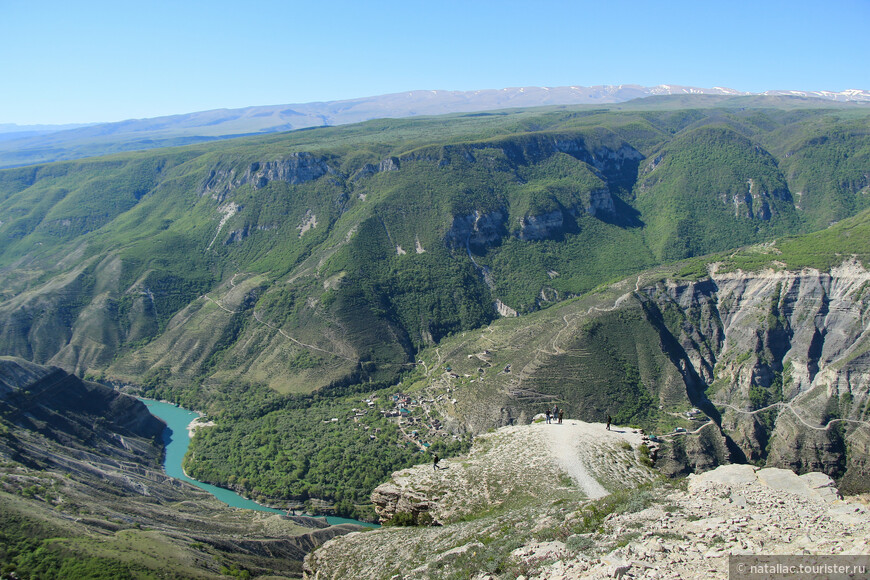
xmin=606 ymin=414 xmax=612 ymax=431
xmin=545 ymin=409 xmax=551 ymax=424
xmin=558 ymin=409 xmax=563 ymax=424
xmin=433 ymin=454 xmax=440 ymax=471
xmin=553 ymin=405 xmax=559 ymax=422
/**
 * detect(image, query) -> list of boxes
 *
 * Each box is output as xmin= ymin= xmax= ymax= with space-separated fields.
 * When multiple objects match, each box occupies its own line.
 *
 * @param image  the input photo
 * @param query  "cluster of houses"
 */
xmin=370 ymin=392 xmax=449 ymax=450
xmin=685 ymin=407 xmax=704 ymax=420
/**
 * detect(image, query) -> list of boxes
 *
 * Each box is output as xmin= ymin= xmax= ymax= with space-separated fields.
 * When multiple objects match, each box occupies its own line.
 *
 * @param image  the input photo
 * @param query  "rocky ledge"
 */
xmin=494 ymin=464 xmax=868 ymax=580
xmin=304 ymin=425 xmax=870 ymax=580
xmin=371 ymin=421 xmax=657 ymax=525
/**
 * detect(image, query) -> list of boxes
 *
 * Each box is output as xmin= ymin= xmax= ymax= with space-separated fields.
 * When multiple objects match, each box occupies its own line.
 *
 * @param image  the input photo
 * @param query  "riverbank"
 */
xmin=138 ymin=397 xmax=378 ymax=527
xmin=187 ymin=416 xmax=216 ymax=437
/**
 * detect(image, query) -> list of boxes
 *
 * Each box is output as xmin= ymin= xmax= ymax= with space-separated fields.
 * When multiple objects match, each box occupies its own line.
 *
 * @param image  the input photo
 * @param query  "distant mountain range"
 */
xmin=1 ymin=84 xmax=868 ymax=168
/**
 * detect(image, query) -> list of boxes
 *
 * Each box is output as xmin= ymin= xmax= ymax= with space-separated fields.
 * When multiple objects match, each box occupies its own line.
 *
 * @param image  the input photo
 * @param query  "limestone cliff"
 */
xmin=446 ymin=210 xmax=508 ymax=248
xmin=200 ymin=152 xmax=336 ymax=201
xmin=640 ymin=260 xmax=870 ymax=488
xmin=517 ymin=209 xmax=565 ymax=241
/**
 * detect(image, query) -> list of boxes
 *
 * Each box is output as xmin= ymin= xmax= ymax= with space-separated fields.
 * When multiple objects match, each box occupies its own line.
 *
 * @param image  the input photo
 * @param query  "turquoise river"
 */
xmin=140 ymin=398 xmax=376 ymax=527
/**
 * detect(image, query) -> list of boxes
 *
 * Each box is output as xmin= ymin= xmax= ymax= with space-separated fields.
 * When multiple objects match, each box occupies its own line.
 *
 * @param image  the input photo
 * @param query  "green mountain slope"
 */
xmin=636 ymin=125 xmax=800 ymax=260
xmin=1 ymin=100 xmax=870 ymax=510
xmin=0 ymin=102 xmax=868 ymax=395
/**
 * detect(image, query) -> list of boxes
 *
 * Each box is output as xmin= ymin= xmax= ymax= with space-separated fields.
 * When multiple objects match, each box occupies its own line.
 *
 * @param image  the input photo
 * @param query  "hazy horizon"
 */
xmin=3 ymin=0 xmax=868 ymax=125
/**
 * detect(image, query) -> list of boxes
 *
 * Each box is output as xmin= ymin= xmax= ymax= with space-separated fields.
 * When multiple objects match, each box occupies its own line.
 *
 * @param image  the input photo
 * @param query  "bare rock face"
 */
xmin=516 ymin=187 xmax=616 ymax=240
xmin=517 ymin=210 xmax=565 ymax=241
xmin=370 ymin=482 xmax=435 ymax=524
xmin=200 ymin=152 xmax=334 ymax=200
xmin=730 ymin=177 xmax=792 ymax=221
xmin=657 ymin=423 xmax=733 ymax=477
xmin=378 ymin=157 xmax=400 ymax=172
xmin=494 ymin=299 xmax=518 ymax=317
xmin=586 ymin=187 xmax=615 ymax=216
xmin=445 ymin=210 xmax=507 ymax=248
xmin=352 ymin=156 xmax=400 ymax=180
xmin=640 ymin=260 xmax=870 ymax=489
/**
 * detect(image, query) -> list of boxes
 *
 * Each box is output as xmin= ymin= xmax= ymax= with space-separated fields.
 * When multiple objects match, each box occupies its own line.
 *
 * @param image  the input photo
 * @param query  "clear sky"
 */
xmin=2 ymin=0 xmax=868 ymax=125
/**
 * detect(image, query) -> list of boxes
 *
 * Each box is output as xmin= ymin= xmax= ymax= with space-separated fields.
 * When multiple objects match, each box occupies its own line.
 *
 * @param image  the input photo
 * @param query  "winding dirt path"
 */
xmin=714 ymin=400 xmax=870 ymax=432
xmin=515 ymin=275 xmax=644 ymax=393
xmin=252 ymin=310 xmax=356 ymax=362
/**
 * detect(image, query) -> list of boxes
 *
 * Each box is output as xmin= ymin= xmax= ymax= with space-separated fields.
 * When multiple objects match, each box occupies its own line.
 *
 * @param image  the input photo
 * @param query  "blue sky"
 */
xmin=2 ymin=0 xmax=868 ymax=125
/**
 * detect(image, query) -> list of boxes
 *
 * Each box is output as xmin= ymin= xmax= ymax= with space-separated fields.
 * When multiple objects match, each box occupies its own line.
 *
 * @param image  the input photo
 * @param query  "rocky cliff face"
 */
xmin=492 ymin=134 xmax=643 ymax=182
xmin=445 ymin=209 xmax=508 ymax=248
xmin=640 ymin=261 xmax=870 ymax=486
xmin=586 ymin=187 xmax=615 ymax=216
xmin=352 ymin=156 xmax=401 ymax=180
xmin=200 ymin=152 xmax=335 ymax=201
xmin=515 ymin=187 xmax=617 ymax=240
xmin=517 ymin=209 xmax=565 ymax=241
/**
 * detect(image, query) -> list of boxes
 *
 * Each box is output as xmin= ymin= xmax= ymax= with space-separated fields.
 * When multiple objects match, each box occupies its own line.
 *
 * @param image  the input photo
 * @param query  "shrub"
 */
xmin=385 ymin=511 xmax=417 ymax=526
xmin=566 ymin=534 xmax=594 ymax=553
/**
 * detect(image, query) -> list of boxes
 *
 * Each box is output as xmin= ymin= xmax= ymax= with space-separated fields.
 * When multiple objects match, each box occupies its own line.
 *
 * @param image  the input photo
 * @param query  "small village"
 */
xmin=335 ymin=389 xmax=454 ymax=452
xmin=379 ymin=392 xmax=449 ymax=451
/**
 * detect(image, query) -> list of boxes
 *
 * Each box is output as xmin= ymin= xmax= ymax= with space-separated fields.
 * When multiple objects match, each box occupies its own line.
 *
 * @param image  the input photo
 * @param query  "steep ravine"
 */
xmin=644 ymin=261 xmax=870 ymax=489
xmin=0 ymin=357 xmax=362 ymax=578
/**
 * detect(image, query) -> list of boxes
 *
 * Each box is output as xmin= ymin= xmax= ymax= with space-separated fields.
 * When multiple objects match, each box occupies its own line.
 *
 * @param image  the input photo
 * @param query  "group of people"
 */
xmin=545 ymin=405 xmax=564 ymax=424
xmin=544 ymin=406 xmax=613 ymax=431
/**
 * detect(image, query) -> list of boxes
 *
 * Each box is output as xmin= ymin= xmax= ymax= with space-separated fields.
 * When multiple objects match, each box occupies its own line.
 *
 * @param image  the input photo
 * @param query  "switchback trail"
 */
xmin=515 ymin=275 xmax=643 ymax=390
